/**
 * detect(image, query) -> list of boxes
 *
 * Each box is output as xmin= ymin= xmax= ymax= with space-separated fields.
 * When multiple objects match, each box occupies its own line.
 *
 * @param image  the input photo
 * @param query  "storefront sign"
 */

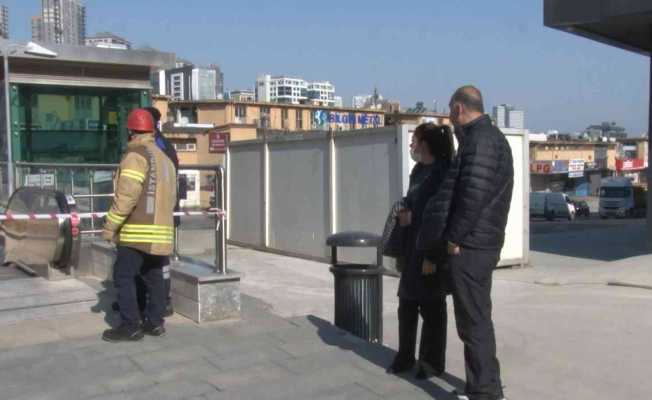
xmin=568 ymin=159 xmax=585 ymax=178
xmin=314 ymin=110 xmax=383 ymax=128
xmin=209 ymin=132 xmax=228 ymax=153
xmin=530 ymin=160 xmax=568 ymax=174
xmin=616 ymin=158 xmax=646 ymax=172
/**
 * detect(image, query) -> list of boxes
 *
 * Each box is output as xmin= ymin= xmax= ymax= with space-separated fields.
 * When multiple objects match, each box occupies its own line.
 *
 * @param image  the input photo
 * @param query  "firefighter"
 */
xmin=102 ymin=108 xmax=177 ymax=342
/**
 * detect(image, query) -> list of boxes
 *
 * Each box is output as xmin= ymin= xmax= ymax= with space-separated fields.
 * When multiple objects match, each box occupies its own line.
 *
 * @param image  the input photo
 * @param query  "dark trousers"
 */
xmin=136 ymin=261 xmax=171 ymax=312
xmin=113 ymin=246 xmax=167 ymax=331
xmin=448 ymin=247 xmax=503 ymax=400
xmin=396 ymin=296 xmax=447 ymax=370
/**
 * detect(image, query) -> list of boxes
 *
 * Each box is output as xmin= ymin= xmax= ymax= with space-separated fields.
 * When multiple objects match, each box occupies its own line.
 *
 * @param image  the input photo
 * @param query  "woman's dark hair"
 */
xmin=414 ymin=123 xmax=454 ymax=162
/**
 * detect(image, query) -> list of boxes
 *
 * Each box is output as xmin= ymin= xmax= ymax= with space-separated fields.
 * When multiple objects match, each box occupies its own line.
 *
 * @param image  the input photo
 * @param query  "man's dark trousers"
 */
xmin=448 ymin=247 xmax=503 ymax=400
xmin=114 ymin=246 xmax=167 ymax=331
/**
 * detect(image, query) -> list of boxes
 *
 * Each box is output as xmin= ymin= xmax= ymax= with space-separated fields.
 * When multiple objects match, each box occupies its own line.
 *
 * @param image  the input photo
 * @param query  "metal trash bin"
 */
xmin=327 ymin=231 xmax=383 ymax=344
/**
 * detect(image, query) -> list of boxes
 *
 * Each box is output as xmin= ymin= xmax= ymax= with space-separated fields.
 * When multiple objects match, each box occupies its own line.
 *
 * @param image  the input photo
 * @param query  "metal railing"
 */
xmin=9 ymin=161 xmax=228 ymax=274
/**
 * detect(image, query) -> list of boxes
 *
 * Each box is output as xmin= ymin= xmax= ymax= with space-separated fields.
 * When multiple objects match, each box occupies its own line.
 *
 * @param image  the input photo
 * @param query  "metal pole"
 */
xmin=3 ymin=52 xmax=13 ymax=196
xmin=647 ymin=55 xmax=652 ymax=249
xmin=89 ymin=169 xmax=95 ymax=231
xmin=215 ymin=166 xmax=227 ymax=274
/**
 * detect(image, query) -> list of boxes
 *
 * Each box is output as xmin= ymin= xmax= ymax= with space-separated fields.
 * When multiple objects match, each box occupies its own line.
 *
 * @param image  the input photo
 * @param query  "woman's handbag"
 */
xmin=381 ymin=200 xmax=405 ymax=258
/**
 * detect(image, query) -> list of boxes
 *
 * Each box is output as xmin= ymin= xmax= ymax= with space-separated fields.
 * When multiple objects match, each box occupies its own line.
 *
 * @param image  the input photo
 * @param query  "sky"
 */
xmin=4 ymin=0 xmax=650 ymax=135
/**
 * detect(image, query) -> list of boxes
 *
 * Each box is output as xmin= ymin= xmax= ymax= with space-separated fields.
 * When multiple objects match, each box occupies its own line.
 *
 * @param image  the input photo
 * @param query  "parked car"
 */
xmin=572 ymin=200 xmax=590 ymax=217
xmin=530 ymin=191 xmax=576 ymax=221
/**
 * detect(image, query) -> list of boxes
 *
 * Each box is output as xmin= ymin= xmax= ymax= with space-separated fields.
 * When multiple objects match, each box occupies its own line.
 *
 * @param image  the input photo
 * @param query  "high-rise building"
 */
xmin=153 ymin=64 xmax=224 ymax=101
xmin=85 ymin=32 xmax=131 ymax=50
xmin=31 ymin=16 xmax=43 ymax=42
xmin=507 ymin=109 xmax=525 ymax=130
xmin=306 ymin=81 xmax=336 ymax=107
xmin=493 ymin=104 xmax=525 ymax=129
xmin=256 ymin=75 xmax=339 ymax=106
xmin=0 ymin=5 xmax=9 ymax=39
xmin=37 ymin=0 xmax=86 ymax=45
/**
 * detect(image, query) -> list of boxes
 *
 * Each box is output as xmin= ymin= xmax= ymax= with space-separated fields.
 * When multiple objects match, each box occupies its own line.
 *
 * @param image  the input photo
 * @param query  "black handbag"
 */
xmin=381 ymin=200 xmax=405 ymax=258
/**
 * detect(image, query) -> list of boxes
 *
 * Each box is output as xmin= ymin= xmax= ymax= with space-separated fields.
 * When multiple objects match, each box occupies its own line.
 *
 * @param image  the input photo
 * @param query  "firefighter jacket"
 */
xmin=102 ymin=134 xmax=177 ymax=256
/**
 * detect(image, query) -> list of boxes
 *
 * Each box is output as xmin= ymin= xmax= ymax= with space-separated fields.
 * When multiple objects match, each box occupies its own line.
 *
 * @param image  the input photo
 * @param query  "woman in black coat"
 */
xmin=387 ymin=123 xmax=454 ymax=379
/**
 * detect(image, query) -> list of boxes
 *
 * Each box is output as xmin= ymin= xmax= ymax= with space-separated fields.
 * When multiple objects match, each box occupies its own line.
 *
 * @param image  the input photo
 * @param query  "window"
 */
xmin=296 ymin=110 xmax=303 ymax=130
xmin=282 ymin=108 xmax=289 ymax=129
xmin=260 ymin=106 xmax=271 ymax=128
xmin=235 ymin=105 xmax=247 ymax=118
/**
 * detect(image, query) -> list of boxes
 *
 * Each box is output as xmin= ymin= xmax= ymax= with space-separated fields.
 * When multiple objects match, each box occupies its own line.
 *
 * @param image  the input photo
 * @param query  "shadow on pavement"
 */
xmin=530 ymin=218 xmax=650 ymax=262
xmin=307 ymin=315 xmax=465 ymax=399
xmin=90 ymin=280 xmax=120 ymax=328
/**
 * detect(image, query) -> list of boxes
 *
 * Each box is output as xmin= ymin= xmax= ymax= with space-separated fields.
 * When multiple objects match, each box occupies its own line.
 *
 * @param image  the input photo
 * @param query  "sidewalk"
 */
xmin=0 ymin=245 xmax=650 ymax=399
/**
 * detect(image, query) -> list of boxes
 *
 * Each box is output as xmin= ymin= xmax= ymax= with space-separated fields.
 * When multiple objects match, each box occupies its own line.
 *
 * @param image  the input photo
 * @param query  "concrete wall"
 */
xmin=227 ymin=125 xmax=529 ymax=267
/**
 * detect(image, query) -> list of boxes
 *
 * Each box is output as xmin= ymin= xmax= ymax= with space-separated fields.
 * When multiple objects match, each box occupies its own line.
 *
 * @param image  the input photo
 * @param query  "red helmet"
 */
xmin=127 ymin=108 xmax=155 ymax=132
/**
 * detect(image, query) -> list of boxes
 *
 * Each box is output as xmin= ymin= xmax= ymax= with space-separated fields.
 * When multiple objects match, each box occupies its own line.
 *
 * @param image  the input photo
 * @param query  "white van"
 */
xmin=530 ymin=191 xmax=576 ymax=221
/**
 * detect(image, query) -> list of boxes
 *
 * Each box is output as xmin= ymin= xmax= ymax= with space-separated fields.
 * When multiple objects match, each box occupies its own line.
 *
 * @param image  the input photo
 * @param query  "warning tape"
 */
xmin=0 ymin=209 xmax=226 ymax=222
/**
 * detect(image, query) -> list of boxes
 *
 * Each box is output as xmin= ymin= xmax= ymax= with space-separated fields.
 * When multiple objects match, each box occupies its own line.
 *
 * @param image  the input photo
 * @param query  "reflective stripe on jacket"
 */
xmin=102 ymin=134 xmax=177 ymax=256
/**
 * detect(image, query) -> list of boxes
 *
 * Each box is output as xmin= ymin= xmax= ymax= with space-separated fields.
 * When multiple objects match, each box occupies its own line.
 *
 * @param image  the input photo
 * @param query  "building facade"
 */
xmin=36 ymin=0 xmax=86 ymax=45
xmin=31 ymin=16 xmax=43 ymax=42
xmin=530 ymin=140 xmax=618 ymax=194
xmin=154 ymin=65 xmax=224 ymax=101
xmin=161 ymin=98 xmax=385 ymax=143
xmin=0 ymin=5 xmax=8 ymax=39
xmin=256 ymin=75 xmax=340 ymax=106
xmin=85 ymin=32 xmax=131 ymax=50
xmin=227 ymin=90 xmax=255 ymax=102
xmin=493 ymin=104 xmax=525 ymax=129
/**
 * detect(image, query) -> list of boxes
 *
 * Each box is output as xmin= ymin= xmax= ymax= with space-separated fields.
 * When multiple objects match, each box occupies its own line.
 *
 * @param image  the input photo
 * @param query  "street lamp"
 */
xmin=1 ymin=41 xmax=57 ymax=195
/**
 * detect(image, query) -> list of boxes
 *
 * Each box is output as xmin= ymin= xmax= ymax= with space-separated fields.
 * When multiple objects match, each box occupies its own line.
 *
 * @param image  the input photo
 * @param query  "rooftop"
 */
xmin=86 ymin=32 xmax=130 ymax=42
xmin=2 ymin=39 xmax=175 ymax=69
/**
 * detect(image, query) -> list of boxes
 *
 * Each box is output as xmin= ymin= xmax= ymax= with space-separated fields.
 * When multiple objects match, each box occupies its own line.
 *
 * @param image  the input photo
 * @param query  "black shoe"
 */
xmin=415 ymin=362 xmax=445 ymax=380
xmin=451 ymin=390 xmax=506 ymax=400
xmin=142 ymin=321 xmax=166 ymax=337
xmin=386 ymin=357 xmax=415 ymax=374
xmin=164 ymin=303 xmax=174 ymax=317
xmin=102 ymin=325 xmax=144 ymax=343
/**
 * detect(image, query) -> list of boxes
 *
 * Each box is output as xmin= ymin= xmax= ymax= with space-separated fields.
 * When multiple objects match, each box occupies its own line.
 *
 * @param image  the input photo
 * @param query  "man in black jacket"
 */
xmin=444 ymin=86 xmax=513 ymax=400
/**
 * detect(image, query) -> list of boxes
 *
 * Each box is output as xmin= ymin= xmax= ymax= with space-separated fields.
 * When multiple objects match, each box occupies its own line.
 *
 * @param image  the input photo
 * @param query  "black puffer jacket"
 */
xmin=398 ymin=160 xmax=450 ymax=301
xmin=418 ymin=115 xmax=514 ymax=251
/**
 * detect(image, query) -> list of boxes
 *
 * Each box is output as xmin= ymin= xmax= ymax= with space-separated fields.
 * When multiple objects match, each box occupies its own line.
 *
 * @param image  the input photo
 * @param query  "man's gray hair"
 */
xmin=451 ymin=86 xmax=484 ymax=113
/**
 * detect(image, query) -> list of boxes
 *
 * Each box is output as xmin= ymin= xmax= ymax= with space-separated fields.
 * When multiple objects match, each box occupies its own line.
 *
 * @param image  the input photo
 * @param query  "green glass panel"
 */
xmin=12 ymin=85 xmax=147 ymax=164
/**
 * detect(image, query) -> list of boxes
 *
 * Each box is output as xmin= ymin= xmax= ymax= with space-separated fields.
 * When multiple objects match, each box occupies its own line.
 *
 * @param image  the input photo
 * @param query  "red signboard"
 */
xmin=209 ymin=132 xmax=229 ymax=153
xmin=616 ymin=158 xmax=646 ymax=172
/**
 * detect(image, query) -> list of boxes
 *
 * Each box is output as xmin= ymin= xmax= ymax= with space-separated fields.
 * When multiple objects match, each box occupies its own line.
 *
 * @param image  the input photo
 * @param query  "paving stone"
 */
xmin=198 ymin=360 xmax=293 ymax=391
xmin=204 ymin=345 xmax=293 ymax=371
xmin=125 ymin=379 xmax=218 ymax=400
xmin=311 ymin=382 xmax=383 ymax=400
xmin=129 ymin=345 xmax=216 ymax=373
xmin=204 ymin=365 xmax=371 ymax=400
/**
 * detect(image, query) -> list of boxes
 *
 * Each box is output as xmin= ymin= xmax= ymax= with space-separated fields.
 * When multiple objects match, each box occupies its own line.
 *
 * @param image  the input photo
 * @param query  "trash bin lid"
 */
xmin=326 ymin=231 xmax=381 ymax=248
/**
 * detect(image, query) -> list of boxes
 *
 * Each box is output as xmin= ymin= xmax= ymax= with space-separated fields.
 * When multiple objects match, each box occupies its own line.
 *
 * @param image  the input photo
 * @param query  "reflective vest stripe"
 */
xmin=122 ymin=169 xmax=145 ymax=180
xmin=120 ymin=238 xmax=173 ymax=244
xmin=122 ymin=224 xmax=173 ymax=231
xmin=121 ymin=170 xmax=146 ymax=183
xmin=119 ymin=234 xmax=173 ymax=241
xmin=107 ymin=212 xmax=126 ymax=225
